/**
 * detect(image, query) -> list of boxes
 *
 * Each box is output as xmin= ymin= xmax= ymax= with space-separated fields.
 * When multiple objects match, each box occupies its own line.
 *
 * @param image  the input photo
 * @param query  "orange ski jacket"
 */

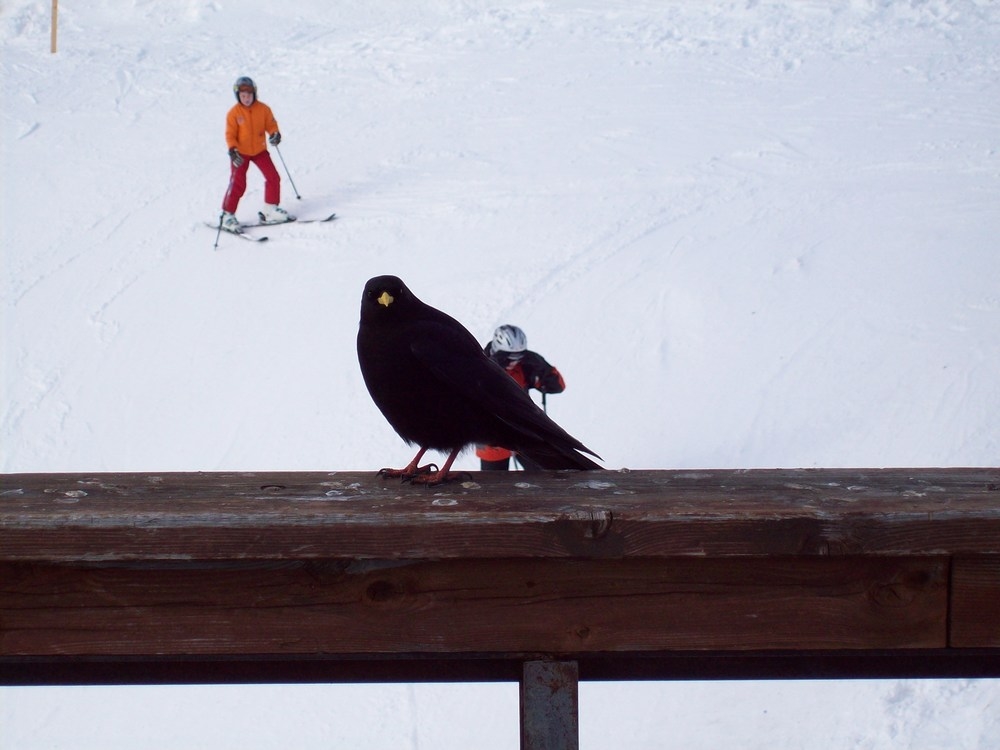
xmin=225 ymin=100 xmax=279 ymax=157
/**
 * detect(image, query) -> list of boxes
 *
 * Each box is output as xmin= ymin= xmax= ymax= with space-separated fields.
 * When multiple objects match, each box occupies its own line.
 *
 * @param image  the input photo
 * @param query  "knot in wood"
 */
xmin=802 ymin=533 xmax=861 ymax=556
xmin=587 ymin=509 xmax=614 ymax=540
xmin=870 ymin=569 xmax=933 ymax=608
xmin=552 ymin=508 xmax=623 ymax=557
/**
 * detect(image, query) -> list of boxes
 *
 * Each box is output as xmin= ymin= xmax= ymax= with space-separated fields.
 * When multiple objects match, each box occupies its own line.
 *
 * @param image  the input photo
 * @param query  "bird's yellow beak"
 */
xmin=377 ymin=291 xmax=394 ymax=307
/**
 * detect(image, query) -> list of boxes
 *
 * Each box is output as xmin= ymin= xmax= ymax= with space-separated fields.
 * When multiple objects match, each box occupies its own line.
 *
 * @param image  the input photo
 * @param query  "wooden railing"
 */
xmin=2 ymin=468 xmax=999 ymax=749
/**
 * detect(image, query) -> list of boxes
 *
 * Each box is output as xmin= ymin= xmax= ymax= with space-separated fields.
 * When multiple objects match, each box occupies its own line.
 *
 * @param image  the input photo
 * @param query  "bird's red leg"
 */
xmin=378 ymin=447 xmax=438 ymax=480
xmin=408 ymin=447 xmax=466 ymax=485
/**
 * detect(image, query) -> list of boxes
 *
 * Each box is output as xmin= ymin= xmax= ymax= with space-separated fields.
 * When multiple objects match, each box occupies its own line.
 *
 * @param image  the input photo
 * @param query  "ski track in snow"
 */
xmin=2 ymin=1 xmax=1000 ymax=748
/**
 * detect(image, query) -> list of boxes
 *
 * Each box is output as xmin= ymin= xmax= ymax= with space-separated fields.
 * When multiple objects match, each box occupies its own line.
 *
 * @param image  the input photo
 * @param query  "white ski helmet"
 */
xmin=491 ymin=324 xmax=527 ymax=353
xmin=233 ymin=76 xmax=256 ymax=102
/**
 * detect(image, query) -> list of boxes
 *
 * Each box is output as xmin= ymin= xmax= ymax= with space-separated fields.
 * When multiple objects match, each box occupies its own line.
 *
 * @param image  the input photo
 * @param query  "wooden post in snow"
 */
xmin=50 ymin=0 xmax=58 ymax=53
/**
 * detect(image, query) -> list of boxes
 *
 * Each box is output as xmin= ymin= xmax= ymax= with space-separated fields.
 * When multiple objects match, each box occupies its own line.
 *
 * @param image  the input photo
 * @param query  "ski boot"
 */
xmin=258 ymin=204 xmax=295 ymax=224
xmin=221 ymin=212 xmax=241 ymax=233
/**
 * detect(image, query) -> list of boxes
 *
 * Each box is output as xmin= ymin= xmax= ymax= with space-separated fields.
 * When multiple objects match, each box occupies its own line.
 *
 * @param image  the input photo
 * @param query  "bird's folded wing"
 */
xmin=408 ymin=321 xmax=552 ymax=436
xmin=408 ymin=321 xmax=596 ymax=455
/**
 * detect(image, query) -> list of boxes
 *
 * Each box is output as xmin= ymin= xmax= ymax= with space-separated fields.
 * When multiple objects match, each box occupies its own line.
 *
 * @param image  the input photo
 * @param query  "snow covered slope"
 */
xmin=2 ymin=1 xmax=998 ymax=748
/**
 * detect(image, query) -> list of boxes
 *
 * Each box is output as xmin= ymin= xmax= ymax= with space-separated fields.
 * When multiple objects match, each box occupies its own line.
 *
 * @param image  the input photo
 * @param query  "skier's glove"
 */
xmin=269 ymin=132 xmax=281 ymax=146
xmin=229 ymin=148 xmax=243 ymax=167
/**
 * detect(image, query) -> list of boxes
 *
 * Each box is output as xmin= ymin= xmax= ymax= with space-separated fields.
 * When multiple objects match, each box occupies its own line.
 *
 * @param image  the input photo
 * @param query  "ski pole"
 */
xmin=215 ymin=169 xmax=237 ymax=250
xmin=273 ymin=143 xmax=301 ymax=200
xmin=213 ymin=211 xmax=225 ymax=250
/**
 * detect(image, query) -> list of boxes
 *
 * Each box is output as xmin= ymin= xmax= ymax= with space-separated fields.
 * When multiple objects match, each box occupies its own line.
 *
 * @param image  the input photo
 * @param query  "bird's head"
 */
xmin=361 ymin=275 xmax=413 ymax=321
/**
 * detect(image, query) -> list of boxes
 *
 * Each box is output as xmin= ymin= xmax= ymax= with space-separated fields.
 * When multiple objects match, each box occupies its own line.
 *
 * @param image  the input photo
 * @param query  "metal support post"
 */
xmin=520 ymin=660 xmax=579 ymax=750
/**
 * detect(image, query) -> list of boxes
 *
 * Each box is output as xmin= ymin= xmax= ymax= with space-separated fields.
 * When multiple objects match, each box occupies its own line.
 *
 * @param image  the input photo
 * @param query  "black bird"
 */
xmin=357 ymin=275 xmax=602 ymax=484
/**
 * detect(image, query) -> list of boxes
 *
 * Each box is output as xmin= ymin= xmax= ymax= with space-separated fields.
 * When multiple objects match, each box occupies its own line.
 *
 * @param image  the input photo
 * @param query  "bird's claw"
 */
xmin=377 ymin=463 xmax=439 ymax=481
xmin=376 ymin=465 xmax=471 ymax=486
xmin=405 ymin=470 xmax=470 ymax=486
xmin=400 ymin=463 xmax=440 ymax=482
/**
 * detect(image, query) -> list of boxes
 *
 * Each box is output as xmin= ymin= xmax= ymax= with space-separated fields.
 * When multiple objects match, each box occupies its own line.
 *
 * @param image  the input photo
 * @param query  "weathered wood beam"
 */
xmin=2 ymin=469 xmax=998 ymax=561
xmin=0 ymin=556 xmax=948 ymax=656
xmin=951 ymin=556 xmax=1000 ymax=647
xmin=1 ymin=469 xmax=998 ymax=688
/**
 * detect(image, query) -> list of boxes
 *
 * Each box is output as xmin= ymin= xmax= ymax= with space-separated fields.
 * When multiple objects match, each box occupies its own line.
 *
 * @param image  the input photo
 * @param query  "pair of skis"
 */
xmin=209 ymin=212 xmax=338 ymax=245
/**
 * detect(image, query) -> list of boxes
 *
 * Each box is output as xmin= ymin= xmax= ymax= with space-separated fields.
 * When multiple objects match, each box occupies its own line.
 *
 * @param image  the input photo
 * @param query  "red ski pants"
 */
xmin=222 ymin=151 xmax=280 ymax=213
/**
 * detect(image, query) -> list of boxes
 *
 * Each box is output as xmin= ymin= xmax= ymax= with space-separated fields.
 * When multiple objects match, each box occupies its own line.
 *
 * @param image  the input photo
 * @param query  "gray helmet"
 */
xmin=233 ymin=76 xmax=256 ymax=102
xmin=491 ymin=324 xmax=527 ymax=353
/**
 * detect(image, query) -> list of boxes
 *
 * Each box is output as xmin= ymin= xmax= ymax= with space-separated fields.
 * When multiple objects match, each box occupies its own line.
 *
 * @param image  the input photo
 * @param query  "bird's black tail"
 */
xmin=513 ymin=435 xmax=603 ymax=471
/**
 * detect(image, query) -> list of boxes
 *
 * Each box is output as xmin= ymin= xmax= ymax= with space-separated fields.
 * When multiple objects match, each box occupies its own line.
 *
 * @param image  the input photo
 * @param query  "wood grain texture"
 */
xmin=2 ymin=469 xmax=998 ymax=561
xmin=1 ymin=556 xmax=946 ymax=656
xmin=951 ymin=556 xmax=1000 ymax=647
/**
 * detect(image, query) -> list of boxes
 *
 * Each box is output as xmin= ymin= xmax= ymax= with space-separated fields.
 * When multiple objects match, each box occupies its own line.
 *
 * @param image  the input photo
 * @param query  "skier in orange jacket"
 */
xmin=476 ymin=325 xmax=568 ymax=471
xmin=220 ymin=76 xmax=293 ymax=232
